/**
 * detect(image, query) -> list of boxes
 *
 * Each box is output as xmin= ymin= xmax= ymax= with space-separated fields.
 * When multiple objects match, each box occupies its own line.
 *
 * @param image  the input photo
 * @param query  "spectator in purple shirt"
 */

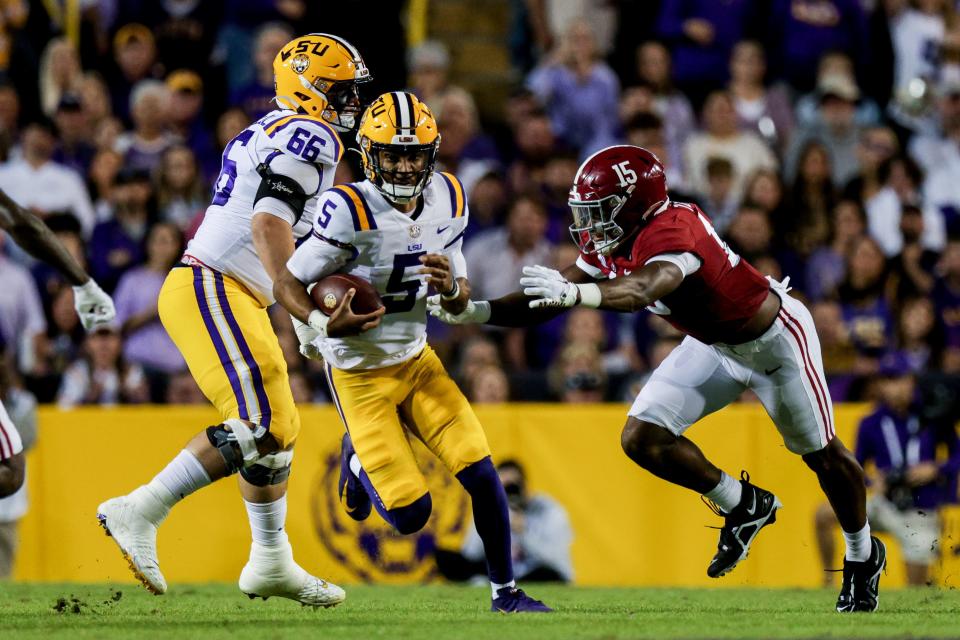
xmin=527 ymin=19 xmax=620 ymax=157
xmin=51 ymin=94 xmax=95 ymax=177
xmin=837 ymin=236 xmax=894 ymax=362
xmin=765 ymin=0 xmax=870 ymax=92
xmin=657 ymin=0 xmax=762 ymax=106
xmin=435 ymin=88 xmax=502 ymax=195
xmin=932 ymin=236 xmax=960 ymax=372
xmin=897 ymin=297 xmax=939 ymax=374
xmin=408 ymin=40 xmax=453 ymax=110
xmin=631 ymin=41 xmax=697 ymax=179
xmin=166 ymin=70 xmax=218 ymax=182
xmin=726 ymin=40 xmax=795 ymax=152
xmin=806 ymin=199 xmax=867 ymax=301
xmin=229 ymin=22 xmax=293 ymax=121
xmin=816 ymin=352 xmax=960 ymax=586
xmin=156 ymin=146 xmax=208 ymax=231
xmin=88 ymin=167 xmax=154 ymax=292
xmin=108 ymin=24 xmax=162 ymax=125
xmin=114 ymin=80 xmax=175 ymax=175
xmin=114 ymin=222 xmax=185 ymax=401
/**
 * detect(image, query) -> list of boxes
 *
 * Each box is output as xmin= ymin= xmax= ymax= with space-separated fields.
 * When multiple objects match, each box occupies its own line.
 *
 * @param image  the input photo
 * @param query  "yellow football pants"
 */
xmin=158 ymin=266 xmax=300 ymax=448
xmin=325 ymin=345 xmax=491 ymax=509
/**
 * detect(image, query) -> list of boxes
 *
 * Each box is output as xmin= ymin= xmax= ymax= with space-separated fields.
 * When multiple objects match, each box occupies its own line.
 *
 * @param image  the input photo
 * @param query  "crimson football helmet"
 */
xmin=568 ymin=145 xmax=667 ymax=254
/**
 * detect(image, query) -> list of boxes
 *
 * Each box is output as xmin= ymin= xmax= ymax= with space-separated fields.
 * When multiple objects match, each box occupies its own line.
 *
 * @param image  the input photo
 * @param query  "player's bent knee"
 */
xmin=207 ymin=419 xmax=291 ymax=485
xmin=802 ymin=439 xmax=861 ymax=477
xmin=389 ymin=492 xmax=432 ymax=534
xmin=621 ymin=419 xmax=677 ymax=464
xmin=240 ymin=449 xmax=294 ymax=486
xmin=0 ymin=453 xmax=25 ymax=498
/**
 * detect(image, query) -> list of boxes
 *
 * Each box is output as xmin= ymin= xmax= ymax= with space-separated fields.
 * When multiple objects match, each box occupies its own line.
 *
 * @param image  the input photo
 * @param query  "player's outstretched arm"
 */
xmin=273 ymin=265 xmax=320 ymax=326
xmin=589 ymin=261 xmax=684 ymax=312
xmin=520 ymin=260 xmax=683 ymax=314
xmin=0 ymin=187 xmax=115 ymax=330
xmin=428 ymin=264 xmax=592 ymax=327
xmin=0 ymin=188 xmax=90 ymax=286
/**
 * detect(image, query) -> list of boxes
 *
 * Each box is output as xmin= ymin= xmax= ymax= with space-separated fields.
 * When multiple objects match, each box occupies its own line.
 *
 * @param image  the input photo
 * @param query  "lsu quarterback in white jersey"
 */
xmin=273 ymin=92 xmax=551 ymax=613
xmin=97 ymin=33 xmax=370 ymax=607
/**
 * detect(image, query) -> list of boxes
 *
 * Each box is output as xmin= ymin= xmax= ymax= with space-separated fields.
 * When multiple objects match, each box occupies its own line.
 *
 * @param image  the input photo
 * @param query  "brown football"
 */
xmin=310 ymin=273 xmax=383 ymax=316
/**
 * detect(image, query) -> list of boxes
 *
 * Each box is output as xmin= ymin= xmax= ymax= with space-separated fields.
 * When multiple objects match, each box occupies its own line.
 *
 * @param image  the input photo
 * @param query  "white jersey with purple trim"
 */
xmin=286 ymin=172 xmax=469 ymax=370
xmin=184 ymin=108 xmax=342 ymax=305
xmin=0 ymin=399 xmax=23 ymax=461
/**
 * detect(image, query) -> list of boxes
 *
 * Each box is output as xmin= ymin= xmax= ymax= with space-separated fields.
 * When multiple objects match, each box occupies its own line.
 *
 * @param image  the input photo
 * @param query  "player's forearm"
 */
xmin=0 ymin=192 xmax=88 ymax=286
xmin=594 ymin=262 xmax=682 ymax=313
xmin=273 ymin=267 xmax=316 ymax=324
xmin=487 ymin=263 xmax=596 ymax=326
xmin=251 ymin=213 xmax=294 ymax=284
xmin=487 ymin=292 xmax=567 ymax=327
xmin=593 ymin=278 xmax=657 ymax=313
xmin=439 ymin=277 xmax=470 ymax=315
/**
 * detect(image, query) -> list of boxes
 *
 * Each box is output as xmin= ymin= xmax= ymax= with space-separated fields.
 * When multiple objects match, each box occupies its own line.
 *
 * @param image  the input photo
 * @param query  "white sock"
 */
xmin=491 ymin=580 xmax=516 ymax=598
xmin=704 ymin=471 xmax=743 ymax=513
xmin=156 ymin=450 xmax=211 ymax=501
xmin=843 ymin=522 xmax=871 ymax=562
xmin=245 ymin=496 xmax=289 ymax=547
xmin=130 ymin=450 xmax=212 ymax=526
xmin=349 ymin=454 xmax=362 ymax=478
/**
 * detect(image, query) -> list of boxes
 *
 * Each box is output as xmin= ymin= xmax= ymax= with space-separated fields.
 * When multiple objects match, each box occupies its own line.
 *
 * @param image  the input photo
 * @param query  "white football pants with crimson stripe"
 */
xmin=629 ymin=288 xmax=834 ymax=455
xmin=0 ymin=400 xmax=23 ymax=461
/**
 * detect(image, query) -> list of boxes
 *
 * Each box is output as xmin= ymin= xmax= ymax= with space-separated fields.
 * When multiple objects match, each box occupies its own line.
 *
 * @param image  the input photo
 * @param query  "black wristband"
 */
xmin=441 ymin=280 xmax=460 ymax=300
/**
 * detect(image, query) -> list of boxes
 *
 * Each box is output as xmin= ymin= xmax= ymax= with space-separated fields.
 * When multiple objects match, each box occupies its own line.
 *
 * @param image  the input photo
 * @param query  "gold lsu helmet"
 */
xmin=273 ymin=33 xmax=371 ymax=132
xmin=357 ymin=92 xmax=440 ymax=203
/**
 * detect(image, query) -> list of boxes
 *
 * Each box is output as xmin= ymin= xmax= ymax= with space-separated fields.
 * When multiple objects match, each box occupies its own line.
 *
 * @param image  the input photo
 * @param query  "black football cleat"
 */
xmin=836 ymin=536 xmax=886 ymax=613
xmin=490 ymin=587 xmax=552 ymax=613
xmin=338 ymin=432 xmax=371 ymax=521
xmin=705 ymin=471 xmax=782 ymax=578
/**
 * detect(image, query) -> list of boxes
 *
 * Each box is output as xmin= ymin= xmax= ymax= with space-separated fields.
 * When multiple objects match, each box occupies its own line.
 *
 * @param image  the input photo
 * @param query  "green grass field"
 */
xmin=1 ymin=583 xmax=959 ymax=639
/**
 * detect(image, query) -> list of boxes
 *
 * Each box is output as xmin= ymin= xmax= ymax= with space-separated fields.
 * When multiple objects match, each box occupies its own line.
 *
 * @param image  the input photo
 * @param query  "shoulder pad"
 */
xmin=324 ymin=183 xmax=378 ymax=232
xmin=436 ymin=172 xmax=466 ymax=219
xmin=260 ymin=113 xmax=343 ymax=165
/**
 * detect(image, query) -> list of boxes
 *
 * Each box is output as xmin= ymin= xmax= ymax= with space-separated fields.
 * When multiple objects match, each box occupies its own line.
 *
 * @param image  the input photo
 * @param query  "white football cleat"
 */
xmin=97 ymin=496 xmax=167 ymax=594
xmin=239 ymin=542 xmax=345 ymax=608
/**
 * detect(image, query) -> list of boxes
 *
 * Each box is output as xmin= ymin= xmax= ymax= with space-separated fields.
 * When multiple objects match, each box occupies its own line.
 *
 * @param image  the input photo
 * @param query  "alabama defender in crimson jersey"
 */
xmin=575 ymin=198 xmax=771 ymax=345
xmin=430 ymin=145 xmax=885 ymax=612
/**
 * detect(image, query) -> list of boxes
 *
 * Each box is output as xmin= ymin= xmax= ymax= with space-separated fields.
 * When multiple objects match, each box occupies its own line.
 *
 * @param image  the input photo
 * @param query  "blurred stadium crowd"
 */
xmin=2 ymin=0 xmax=960 ymax=412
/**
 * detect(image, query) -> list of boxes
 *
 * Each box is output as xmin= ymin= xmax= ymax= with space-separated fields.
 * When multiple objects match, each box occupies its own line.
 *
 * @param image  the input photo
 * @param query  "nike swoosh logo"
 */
xmin=745 ymin=493 xmax=757 ymax=515
xmin=438 ymin=225 xmax=450 ymax=234
xmin=764 ymin=365 xmax=782 ymax=376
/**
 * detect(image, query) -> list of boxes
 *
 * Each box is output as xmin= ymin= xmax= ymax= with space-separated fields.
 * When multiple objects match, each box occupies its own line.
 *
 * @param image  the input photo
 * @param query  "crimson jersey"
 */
xmin=578 ymin=201 xmax=770 ymax=344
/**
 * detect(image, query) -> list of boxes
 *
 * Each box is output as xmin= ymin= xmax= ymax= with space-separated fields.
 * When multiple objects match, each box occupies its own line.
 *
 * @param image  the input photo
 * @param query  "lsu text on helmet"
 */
xmin=568 ymin=145 xmax=667 ymax=255
xmin=273 ymin=33 xmax=371 ymax=132
xmin=357 ymin=92 xmax=440 ymax=204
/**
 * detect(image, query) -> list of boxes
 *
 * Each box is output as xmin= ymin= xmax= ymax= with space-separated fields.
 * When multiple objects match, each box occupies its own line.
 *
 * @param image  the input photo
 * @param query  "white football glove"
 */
xmin=72 ymin=279 xmax=116 ymax=331
xmin=426 ymin=294 xmax=491 ymax=325
xmin=291 ymin=315 xmax=323 ymax=360
xmin=519 ymin=265 xmax=579 ymax=309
